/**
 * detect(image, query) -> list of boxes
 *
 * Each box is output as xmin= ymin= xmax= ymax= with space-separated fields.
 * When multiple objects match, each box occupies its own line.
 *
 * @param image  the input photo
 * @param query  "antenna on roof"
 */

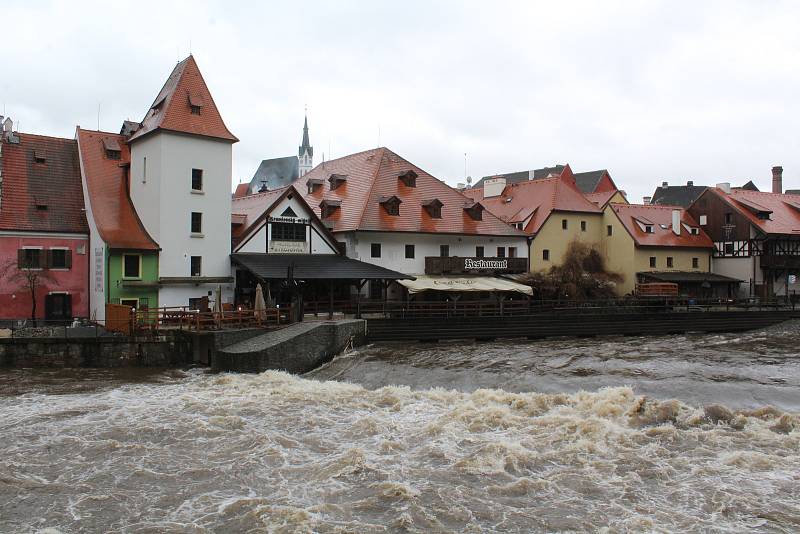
xmin=189 ymin=38 xmax=192 ymax=55
xmin=377 ymin=124 xmax=381 ymax=148
xmin=464 ymin=152 xmax=467 ymax=182
xmin=97 ymin=102 xmax=101 ymax=131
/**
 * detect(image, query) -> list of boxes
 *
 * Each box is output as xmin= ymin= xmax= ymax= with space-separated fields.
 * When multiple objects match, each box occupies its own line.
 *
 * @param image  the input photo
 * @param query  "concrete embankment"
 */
xmin=367 ymin=310 xmax=800 ymax=342
xmin=212 ymin=319 xmax=366 ymax=373
xmin=0 ymin=335 xmax=193 ymax=368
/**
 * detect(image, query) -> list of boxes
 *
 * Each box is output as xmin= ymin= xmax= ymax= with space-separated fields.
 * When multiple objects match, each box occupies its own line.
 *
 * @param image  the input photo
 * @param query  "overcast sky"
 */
xmin=3 ymin=0 xmax=799 ymax=201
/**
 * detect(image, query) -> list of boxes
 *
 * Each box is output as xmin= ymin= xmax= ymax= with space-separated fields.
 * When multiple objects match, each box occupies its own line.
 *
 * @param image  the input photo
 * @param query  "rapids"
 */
xmin=1 ymin=322 xmax=799 ymax=532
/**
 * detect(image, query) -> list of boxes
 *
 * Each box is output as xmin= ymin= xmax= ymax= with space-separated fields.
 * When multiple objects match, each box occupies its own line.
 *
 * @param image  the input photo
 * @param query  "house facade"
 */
xmin=602 ymin=203 xmax=719 ymax=296
xmin=125 ymin=55 xmax=238 ymax=309
xmin=76 ymin=128 xmax=160 ymax=320
xmin=296 ymin=147 xmax=530 ymax=299
xmin=0 ymin=121 xmax=90 ymax=320
xmin=688 ymin=173 xmax=800 ymax=299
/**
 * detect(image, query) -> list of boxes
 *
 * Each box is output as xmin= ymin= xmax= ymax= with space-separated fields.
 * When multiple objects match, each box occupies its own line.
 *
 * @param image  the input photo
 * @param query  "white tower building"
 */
xmin=127 ymin=55 xmax=238 ymax=308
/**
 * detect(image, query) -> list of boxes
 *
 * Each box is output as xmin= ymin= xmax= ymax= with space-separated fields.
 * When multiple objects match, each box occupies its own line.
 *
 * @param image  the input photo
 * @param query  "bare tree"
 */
xmin=0 ymin=258 xmax=56 ymax=321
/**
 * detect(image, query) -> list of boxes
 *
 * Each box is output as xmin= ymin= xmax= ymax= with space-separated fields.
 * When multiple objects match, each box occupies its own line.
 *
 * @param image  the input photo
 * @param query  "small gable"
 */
xmin=379 ymin=195 xmax=402 ymax=216
xmin=329 ymin=173 xmax=347 ymax=190
xmin=464 ymin=201 xmax=484 ymax=221
xmin=422 ymin=198 xmax=443 ymax=218
xmin=398 ymin=170 xmax=418 ymax=188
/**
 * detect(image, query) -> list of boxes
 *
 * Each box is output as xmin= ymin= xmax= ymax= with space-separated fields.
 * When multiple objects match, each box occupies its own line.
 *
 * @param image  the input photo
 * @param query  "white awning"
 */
xmin=397 ymin=275 xmax=533 ymax=296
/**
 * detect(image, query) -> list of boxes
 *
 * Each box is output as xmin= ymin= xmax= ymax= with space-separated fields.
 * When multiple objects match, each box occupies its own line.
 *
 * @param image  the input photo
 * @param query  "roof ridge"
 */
xmin=14 ymin=131 xmax=76 ymax=143
xmin=231 ymin=185 xmax=288 ymax=202
xmin=355 ymin=147 xmax=387 ymax=229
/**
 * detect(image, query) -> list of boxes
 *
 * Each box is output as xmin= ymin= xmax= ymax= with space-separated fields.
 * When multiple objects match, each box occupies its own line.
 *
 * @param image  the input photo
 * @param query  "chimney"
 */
xmin=642 ymin=196 xmax=652 ymax=205
xmin=662 ymin=181 xmax=668 ymax=187
xmin=483 ymin=176 xmax=507 ymax=198
xmin=672 ymin=209 xmax=681 ymax=236
xmin=772 ymin=166 xmax=783 ymax=194
xmin=687 ymin=180 xmax=693 ymax=186
xmin=716 ymin=182 xmax=731 ymax=194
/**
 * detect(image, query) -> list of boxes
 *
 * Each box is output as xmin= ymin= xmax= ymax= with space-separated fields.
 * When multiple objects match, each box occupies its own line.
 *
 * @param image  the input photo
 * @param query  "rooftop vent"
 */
xmin=188 ymin=92 xmax=204 ymax=115
xmin=422 ymin=198 xmax=443 ymax=219
xmin=320 ymin=199 xmax=341 ymax=219
xmin=329 ymin=173 xmax=348 ymax=190
xmin=379 ymin=195 xmax=401 ymax=216
xmin=464 ymin=201 xmax=484 ymax=221
xmin=398 ymin=170 xmax=418 ymax=187
xmin=103 ymin=138 xmax=122 ymax=160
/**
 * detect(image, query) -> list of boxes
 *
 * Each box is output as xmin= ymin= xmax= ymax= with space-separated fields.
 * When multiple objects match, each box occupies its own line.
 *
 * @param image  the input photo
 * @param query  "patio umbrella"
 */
xmin=214 ymin=285 xmax=223 ymax=316
xmin=265 ymin=283 xmax=274 ymax=308
xmin=254 ymin=283 xmax=266 ymax=320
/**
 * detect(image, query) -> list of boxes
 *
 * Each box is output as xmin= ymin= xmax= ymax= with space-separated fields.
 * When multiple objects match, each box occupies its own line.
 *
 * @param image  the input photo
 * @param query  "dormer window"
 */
xmin=645 ymin=225 xmax=654 ymax=233
xmin=103 ymin=138 xmax=121 ymax=160
xmin=151 ymin=95 xmax=166 ymax=114
xmin=422 ymin=199 xmax=443 ymax=219
xmin=188 ymin=92 xmax=204 ymax=116
xmin=35 ymin=204 xmax=48 ymax=211
xmin=379 ymin=195 xmax=401 ymax=216
xmin=398 ymin=170 xmax=418 ymax=188
xmin=307 ymin=178 xmax=323 ymax=194
xmin=464 ymin=201 xmax=484 ymax=221
xmin=33 ymin=150 xmax=46 ymax=164
xmin=329 ymin=173 xmax=348 ymax=190
xmin=320 ymin=199 xmax=341 ymax=219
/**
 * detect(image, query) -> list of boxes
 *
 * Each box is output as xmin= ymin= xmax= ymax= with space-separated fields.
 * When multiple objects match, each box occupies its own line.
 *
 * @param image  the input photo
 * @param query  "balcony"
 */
xmin=759 ymin=255 xmax=800 ymax=270
xmin=425 ymin=256 xmax=528 ymax=275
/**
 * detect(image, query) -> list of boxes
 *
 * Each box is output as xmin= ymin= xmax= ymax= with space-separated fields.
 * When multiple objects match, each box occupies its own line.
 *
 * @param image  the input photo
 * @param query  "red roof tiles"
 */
xmin=231 ymin=186 xmax=287 ymax=241
xmin=478 ymin=174 xmax=602 ymax=235
xmin=716 ymin=188 xmax=800 ymax=235
xmin=233 ymin=183 xmax=251 ymax=199
xmin=299 ymin=148 xmax=525 ymax=236
xmin=610 ymin=203 xmax=713 ymax=248
xmin=76 ymin=128 xmax=159 ymax=250
xmin=129 ymin=55 xmax=238 ymax=143
xmin=0 ymin=132 xmax=89 ymax=234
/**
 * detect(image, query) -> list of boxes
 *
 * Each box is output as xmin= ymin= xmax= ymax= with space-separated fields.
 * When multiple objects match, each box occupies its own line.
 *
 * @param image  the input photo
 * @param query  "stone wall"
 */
xmin=0 ymin=335 xmax=192 ymax=368
xmin=213 ymin=319 xmax=366 ymax=373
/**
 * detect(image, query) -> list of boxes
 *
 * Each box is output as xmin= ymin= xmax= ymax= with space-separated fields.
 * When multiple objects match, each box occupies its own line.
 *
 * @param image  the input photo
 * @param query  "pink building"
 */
xmin=0 ymin=120 xmax=90 ymax=321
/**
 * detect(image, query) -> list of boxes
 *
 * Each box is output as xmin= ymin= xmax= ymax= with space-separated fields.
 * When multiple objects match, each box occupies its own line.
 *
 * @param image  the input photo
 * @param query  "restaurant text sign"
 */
xmin=464 ymin=258 xmax=508 ymax=270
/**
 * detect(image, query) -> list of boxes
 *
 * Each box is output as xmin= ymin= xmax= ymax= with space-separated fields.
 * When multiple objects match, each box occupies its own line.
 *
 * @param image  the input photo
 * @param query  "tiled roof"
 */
xmin=573 ymin=169 xmax=617 ymax=194
xmin=231 ymin=186 xmax=286 ymax=241
xmin=248 ymin=155 xmax=299 ymax=192
xmin=76 ymin=128 xmax=159 ymax=250
xmin=0 ymin=132 xmax=89 ymax=234
xmin=650 ymin=184 xmax=708 ymax=208
xmin=299 ymin=147 xmax=526 ymax=236
xmin=477 ymin=174 xmax=602 ymax=235
xmin=233 ymin=183 xmax=250 ymax=199
xmin=128 ymin=55 xmax=237 ymax=143
xmin=473 ymin=165 xmax=565 ymax=190
xmin=610 ymin=203 xmax=712 ymax=248
xmin=716 ymin=188 xmax=800 ymax=235
xmin=585 ymin=189 xmax=620 ymax=208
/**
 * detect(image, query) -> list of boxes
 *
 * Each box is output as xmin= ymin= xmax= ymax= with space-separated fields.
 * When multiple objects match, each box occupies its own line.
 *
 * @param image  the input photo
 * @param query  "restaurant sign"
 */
xmin=269 ymin=240 xmax=309 ymax=254
xmin=464 ymin=258 xmax=508 ymax=270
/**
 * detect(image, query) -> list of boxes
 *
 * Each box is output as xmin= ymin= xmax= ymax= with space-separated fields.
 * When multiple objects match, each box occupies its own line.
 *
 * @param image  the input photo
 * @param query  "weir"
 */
xmin=211 ymin=319 xmax=366 ymax=373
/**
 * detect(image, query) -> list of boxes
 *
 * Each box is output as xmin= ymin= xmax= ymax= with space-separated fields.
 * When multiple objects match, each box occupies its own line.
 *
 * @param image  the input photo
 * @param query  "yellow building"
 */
xmin=602 ymin=203 xmax=722 ymax=296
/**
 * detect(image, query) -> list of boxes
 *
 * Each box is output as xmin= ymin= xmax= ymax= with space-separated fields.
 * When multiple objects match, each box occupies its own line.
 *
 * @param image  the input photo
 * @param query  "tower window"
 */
xmin=190 ymin=105 xmax=201 ymax=115
xmin=191 ymin=169 xmax=203 ymax=191
xmin=190 ymin=256 xmax=202 ymax=277
xmin=191 ymin=212 xmax=203 ymax=234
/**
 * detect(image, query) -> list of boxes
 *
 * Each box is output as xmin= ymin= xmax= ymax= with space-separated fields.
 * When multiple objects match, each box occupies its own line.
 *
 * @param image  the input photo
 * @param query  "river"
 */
xmin=1 ymin=322 xmax=798 ymax=532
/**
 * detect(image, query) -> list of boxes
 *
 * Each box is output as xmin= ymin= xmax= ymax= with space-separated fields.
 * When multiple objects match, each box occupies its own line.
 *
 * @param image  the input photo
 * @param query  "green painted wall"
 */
xmin=107 ymin=250 xmax=159 ymax=309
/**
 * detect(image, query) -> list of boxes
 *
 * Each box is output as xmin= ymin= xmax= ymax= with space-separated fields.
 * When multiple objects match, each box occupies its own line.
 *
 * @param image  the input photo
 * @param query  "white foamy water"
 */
xmin=1 ymin=368 xmax=798 ymax=532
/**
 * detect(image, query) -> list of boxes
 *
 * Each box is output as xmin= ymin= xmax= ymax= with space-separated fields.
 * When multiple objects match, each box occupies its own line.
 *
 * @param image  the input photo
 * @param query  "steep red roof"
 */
xmin=129 ymin=55 xmax=238 ymax=143
xmin=231 ymin=186 xmax=286 ymax=241
xmin=719 ymin=188 xmax=800 ymax=235
xmin=0 ymin=132 xmax=89 ymax=234
xmin=610 ymin=203 xmax=712 ymax=248
xmin=233 ymin=183 xmax=251 ymax=199
xmin=76 ymin=128 xmax=159 ymax=250
xmin=478 ymin=174 xmax=602 ymax=235
xmin=299 ymin=148 xmax=525 ymax=236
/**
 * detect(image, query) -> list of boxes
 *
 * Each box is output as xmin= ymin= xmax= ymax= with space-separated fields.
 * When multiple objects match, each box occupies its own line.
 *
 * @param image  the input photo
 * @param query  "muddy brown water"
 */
xmin=1 ymin=321 xmax=799 ymax=532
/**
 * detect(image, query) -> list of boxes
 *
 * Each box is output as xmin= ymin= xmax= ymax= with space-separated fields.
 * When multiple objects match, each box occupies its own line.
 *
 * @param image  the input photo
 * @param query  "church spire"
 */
xmin=298 ymin=108 xmax=313 ymax=176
